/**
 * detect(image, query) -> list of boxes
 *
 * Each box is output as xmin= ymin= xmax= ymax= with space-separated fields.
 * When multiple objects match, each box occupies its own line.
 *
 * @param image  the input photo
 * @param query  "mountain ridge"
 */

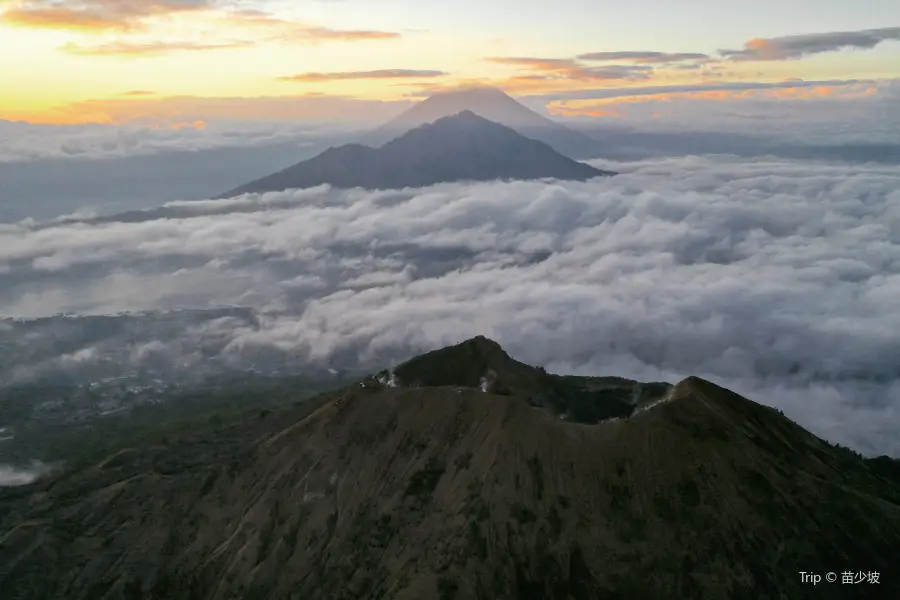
xmin=2 ymin=335 xmax=899 ymax=599
xmin=221 ymin=111 xmax=613 ymax=198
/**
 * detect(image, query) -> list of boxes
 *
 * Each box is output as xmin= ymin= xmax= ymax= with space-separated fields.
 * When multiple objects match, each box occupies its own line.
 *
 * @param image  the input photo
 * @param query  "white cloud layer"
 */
xmin=0 ymin=120 xmax=355 ymax=163
xmin=1 ymin=155 xmax=900 ymax=456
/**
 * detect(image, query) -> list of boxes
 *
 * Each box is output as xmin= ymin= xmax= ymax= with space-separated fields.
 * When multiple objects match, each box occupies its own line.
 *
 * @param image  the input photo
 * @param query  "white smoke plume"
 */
xmin=0 ymin=461 xmax=55 ymax=487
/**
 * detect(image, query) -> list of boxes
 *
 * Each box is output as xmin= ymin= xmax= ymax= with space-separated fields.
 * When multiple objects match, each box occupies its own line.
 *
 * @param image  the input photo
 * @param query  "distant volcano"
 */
xmin=221 ymin=110 xmax=613 ymax=197
xmin=361 ymin=86 xmax=603 ymax=158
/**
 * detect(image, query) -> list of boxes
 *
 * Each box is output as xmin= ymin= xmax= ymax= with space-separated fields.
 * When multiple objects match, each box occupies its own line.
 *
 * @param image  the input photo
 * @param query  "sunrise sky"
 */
xmin=1 ymin=0 xmax=898 ymax=124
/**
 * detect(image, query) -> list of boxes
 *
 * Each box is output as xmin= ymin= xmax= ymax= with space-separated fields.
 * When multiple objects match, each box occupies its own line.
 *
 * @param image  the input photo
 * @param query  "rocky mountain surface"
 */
xmin=2 ymin=336 xmax=899 ymax=599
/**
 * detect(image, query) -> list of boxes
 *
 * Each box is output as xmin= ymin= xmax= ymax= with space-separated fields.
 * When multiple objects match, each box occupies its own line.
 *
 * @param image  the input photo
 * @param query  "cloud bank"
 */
xmin=2 ymin=155 xmax=899 ymax=456
xmin=0 ymin=119 xmax=358 ymax=162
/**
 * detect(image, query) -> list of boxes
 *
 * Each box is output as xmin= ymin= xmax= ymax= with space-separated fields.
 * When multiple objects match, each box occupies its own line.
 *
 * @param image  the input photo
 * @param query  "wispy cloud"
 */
xmin=221 ymin=10 xmax=401 ymax=42
xmin=487 ymin=56 xmax=653 ymax=82
xmin=720 ymin=26 xmax=900 ymax=61
xmin=530 ymin=78 xmax=877 ymax=103
xmin=537 ymin=79 xmax=899 ymax=150
xmin=577 ymin=51 xmax=710 ymax=63
xmin=547 ymin=83 xmax=874 ymax=113
xmin=544 ymin=82 xmax=878 ymax=119
xmin=1 ymin=6 xmax=132 ymax=31
xmin=1 ymin=1 xmax=402 ymax=50
xmin=0 ymin=0 xmax=210 ymax=32
xmin=287 ymin=26 xmax=400 ymax=42
xmin=279 ymin=69 xmax=448 ymax=82
xmin=62 ymin=39 xmax=255 ymax=56
xmin=486 ymin=57 xmax=581 ymax=71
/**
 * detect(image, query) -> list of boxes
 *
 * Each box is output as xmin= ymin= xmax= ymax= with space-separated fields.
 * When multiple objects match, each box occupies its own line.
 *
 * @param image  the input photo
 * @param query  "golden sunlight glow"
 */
xmin=1 ymin=2 xmax=898 ymax=125
xmin=545 ymin=83 xmax=881 ymax=118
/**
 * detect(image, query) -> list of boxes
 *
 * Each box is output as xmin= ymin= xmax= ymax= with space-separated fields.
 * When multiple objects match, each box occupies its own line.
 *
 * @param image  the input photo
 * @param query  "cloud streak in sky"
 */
xmin=531 ymin=78 xmax=881 ymax=103
xmin=577 ymin=51 xmax=710 ymax=63
xmin=720 ymin=26 xmax=900 ymax=61
xmin=1 ymin=1 xmax=402 ymax=54
xmin=477 ymin=26 xmax=899 ymax=93
xmin=545 ymin=81 xmax=880 ymax=115
xmin=0 ymin=0 xmax=211 ymax=32
xmin=2 ymin=156 xmax=900 ymax=456
xmin=290 ymin=26 xmax=400 ymax=41
xmin=62 ymin=39 xmax=256 ymax=56
xmin=486 ymin=57 xmax=582 ymax=71
xmin=486 ymin=56 xmax=653 ymax=82
xmin=220 ymin=10 xmax=403 ymax=42
xmin=279 ymin=69 xmax=448 ymax=82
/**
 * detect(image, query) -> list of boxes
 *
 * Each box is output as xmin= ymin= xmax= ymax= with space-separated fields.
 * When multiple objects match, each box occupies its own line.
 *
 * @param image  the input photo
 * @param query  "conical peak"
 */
xmin=427 ymin=334 xmax=510 ymax=365
xmin=389 ymin=335 xmax=511 ymax=390
xmin=428 ymin=85 xmax=511 ymax=100
xmin=442 ymin=335 xmax=510 ymax=366
xmin=669 ymin=376 xmax=705 ymax=400
xmin=424 ymin=110 xmax=492 ymax=128
xmin=411 ymin=86 xmax=526 ymax=118
xmin=459 ymin=335 xmax=506 ymax=356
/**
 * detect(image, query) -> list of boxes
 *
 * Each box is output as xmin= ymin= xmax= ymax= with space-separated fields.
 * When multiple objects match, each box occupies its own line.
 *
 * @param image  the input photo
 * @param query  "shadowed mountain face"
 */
xmin=381 ymin=335 xmax=671 ymax=422
xmin=2 ymin=336 xmax=900 ymax=600
xmin=221 ymin=111 xmax=613 ymax=197
xmin=362 ymin=86 xmax=603 ymax=158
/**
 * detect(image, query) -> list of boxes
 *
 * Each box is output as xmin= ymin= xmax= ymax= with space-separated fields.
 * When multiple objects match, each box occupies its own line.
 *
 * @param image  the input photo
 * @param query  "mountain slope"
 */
xmin=2 ymin=337 xmax=899 ymax=600
xmin=221 ymin=111 xmax=612 ymax=197
xmin=362 ymin=86 xmax=603 ymax=158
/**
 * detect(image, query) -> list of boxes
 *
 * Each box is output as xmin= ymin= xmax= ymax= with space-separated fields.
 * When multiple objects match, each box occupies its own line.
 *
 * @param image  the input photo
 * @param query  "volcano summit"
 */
xmin=2 ymin=336 xmax=899 ymax=599
xmin=221 ymin=111 xmax=612 ymax=197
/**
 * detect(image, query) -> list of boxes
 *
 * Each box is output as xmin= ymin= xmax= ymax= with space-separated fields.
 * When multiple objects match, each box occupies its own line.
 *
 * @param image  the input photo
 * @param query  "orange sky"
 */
xmin=1 ymin=0 xmax=898 ymax=124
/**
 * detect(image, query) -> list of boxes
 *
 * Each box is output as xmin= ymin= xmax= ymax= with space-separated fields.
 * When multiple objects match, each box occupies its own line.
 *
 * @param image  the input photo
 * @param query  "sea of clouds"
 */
xmin=0 ymin=120 xmax=358 ymax=163
xmin=2 ymin=155 xmax=899 ymax=456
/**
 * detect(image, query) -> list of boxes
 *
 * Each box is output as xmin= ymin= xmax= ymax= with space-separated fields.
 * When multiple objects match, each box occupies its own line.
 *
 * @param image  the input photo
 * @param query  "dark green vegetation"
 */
xmin=0 ymin=374 xmax=346 ymax=468
xmin=2 ymin=337 xmax=899 ymax=600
